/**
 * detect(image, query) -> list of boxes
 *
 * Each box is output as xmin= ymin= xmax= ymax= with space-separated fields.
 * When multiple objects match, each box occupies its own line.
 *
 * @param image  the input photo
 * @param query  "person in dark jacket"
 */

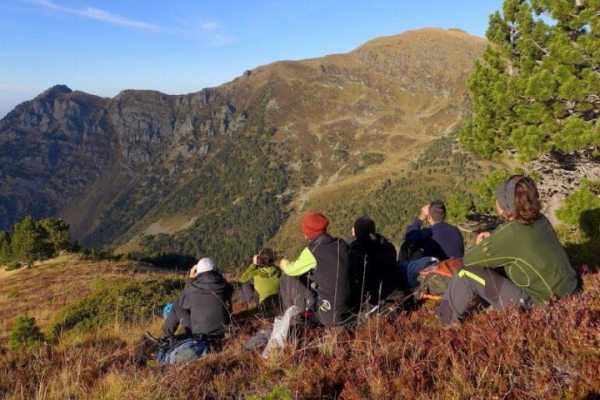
xmin=398 ymin=200 xmax=465 ymax=290
xmin=436 ymin=176 xmax=579 ymax=324
xmin=161 ymin=257 xmax=233 ymax=339
xmin=279 ymin=212 xmax=351 ymax=326
xmin=402 ymin=200 xmax=464 ymax=261
xmin=346 ymin=216 xmax=397 ymax=307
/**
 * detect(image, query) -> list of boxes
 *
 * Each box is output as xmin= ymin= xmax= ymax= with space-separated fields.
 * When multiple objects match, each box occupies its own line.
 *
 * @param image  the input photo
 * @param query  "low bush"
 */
xmin=48 ymin=278 xmax=185 ymax=338
xmin=8 ymin=313 xmax=45 ymax=352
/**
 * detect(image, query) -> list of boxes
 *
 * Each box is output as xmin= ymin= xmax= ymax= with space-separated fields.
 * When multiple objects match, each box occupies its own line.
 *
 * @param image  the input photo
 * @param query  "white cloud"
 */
xmin=199 ymin=22 xmax=218 ymax=31
xmin=25 ymin=0 xmax=159 ymax=29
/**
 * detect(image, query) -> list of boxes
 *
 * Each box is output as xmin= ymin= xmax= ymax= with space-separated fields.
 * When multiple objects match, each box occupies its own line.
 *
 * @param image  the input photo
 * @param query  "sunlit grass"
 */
xmin=1 ymin=253 xmax=600 ymax=399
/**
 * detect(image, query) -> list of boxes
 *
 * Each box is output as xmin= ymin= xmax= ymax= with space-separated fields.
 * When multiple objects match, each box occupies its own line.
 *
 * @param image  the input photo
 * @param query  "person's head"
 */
xmin=495 ymin=175 xmax=541 ymax=225
xmin=194 ymin=257 xmax=217 ymax=276
xmin=256 ymin=248 xmax=276 ymax=267
xmin=428 ymin=201 xmax=446 ymax=224
xmin=301 ymin=212 xmax=329 ymax=240
xmin=352 ymin=216 xmax=376 ymax=238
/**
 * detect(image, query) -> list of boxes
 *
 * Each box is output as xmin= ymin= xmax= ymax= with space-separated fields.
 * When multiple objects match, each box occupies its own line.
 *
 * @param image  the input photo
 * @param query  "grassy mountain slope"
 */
xmin=0 ymin=28 xmax=487 ymax=269
xmin=1 ymin=253 xmax=599 ymax=399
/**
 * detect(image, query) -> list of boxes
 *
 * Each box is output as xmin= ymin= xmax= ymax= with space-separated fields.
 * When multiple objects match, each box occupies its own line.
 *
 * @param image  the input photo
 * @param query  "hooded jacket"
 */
xmin=178 ymin=270 xmax=233 ymax=336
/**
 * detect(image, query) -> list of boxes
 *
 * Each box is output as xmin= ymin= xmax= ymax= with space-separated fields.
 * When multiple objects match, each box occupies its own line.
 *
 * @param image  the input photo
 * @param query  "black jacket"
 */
xmin=178 ymin=270 xmax=233 ymax=336
xmin=308 ymin=233 xmax=351 ymax=326
xmin=346 ymin=232 xmax=397 ymax=306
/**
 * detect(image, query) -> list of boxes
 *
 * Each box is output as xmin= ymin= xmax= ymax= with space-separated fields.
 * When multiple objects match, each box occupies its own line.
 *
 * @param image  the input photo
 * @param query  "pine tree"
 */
xmin=460 ymin=0 xmax=600 ymax=160
xmin=38 ymin=218 xmax=72 ymax=255
xmin=0 ymin=231 xmax=11 ymax=264
xmin=11 ymin=216 xmax=53 ymax=263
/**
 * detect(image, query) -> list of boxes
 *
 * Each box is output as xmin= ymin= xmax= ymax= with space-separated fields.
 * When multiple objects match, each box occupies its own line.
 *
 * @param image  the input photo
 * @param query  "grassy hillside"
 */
xmin=1 ymin=251 xmax=599 ymax=399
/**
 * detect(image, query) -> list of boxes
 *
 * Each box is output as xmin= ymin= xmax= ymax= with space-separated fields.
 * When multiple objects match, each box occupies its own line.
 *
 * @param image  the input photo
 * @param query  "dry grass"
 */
xmin=1 ymin=254 xmax=599 ymax=399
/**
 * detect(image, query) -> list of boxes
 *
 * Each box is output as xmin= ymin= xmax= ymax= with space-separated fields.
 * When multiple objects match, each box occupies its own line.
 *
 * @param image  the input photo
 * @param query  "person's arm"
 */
xmin=280 ymin=247 xmax=317 ymax=276
xmin=404 ymin=204 xmax=429 ymax=239
xmin=463 ymin=223 xmax=515 ymax=268
xmin=403 ymin=218 xmax=423 ymax=239
xmin=240 ymin=264 xmax=259 ymax=282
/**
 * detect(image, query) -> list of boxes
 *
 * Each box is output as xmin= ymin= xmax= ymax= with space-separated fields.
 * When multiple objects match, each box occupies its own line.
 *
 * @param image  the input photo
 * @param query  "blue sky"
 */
xmin=0 ymin=0 xmax=503 ymax=119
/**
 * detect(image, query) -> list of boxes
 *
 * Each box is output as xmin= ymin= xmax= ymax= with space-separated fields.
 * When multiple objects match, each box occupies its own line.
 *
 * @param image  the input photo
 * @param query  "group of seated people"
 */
xmin=156 ymin=176 xmax=580 ymax=354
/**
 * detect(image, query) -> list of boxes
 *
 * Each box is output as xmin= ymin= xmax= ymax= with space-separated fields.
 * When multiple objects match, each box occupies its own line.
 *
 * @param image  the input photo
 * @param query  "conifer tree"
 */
xmin=11 ymin=216 xmax=52 ymax=263
xmin=38 ymin=218 xmax=72 ymax=255
xmin=0 ymin=231 xmax=11 ymax=264
xmin=460 ymin=0 xmax=600 ymax=160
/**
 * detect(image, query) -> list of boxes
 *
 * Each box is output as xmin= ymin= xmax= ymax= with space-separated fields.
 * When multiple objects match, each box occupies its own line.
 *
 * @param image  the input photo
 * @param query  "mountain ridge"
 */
xmin=0 ymin=28 xmax=487 ymax=264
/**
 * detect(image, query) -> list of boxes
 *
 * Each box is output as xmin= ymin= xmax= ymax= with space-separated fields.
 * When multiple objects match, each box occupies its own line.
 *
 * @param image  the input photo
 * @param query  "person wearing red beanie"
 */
xmin=278 ymin=212 xmax=351 ymax=327
xmin=301 ymin=212 xmax=329 ymax=240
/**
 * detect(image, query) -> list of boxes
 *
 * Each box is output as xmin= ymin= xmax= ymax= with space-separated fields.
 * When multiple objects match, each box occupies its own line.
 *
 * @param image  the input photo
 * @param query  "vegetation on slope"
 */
xmin=0 ymin=252 xmax=599 ymax=399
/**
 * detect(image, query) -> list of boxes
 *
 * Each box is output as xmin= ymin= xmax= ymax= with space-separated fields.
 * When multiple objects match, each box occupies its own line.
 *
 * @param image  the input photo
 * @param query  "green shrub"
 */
xmin=49 ymin=278 xmax=185 ymax=338
xmin=556 ymin=180 xmax=600 ymax=239
xmin=6 ymin=287 xmax=20 ymax=299
xmin=5 ymin=261 xmax=23 ymax=271
xmin=8 ymin=313 xmax=45 ymax=352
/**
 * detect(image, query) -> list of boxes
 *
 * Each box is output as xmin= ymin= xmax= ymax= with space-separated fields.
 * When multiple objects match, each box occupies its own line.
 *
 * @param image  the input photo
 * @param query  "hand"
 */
xmin=418 ymin=204 xmax=429 ymax=221
xmin=189 ymin=265 xmax=197 ymax=278
xmin=252 ymin=255 xmax=259 ymax=265
xmin=476 ymin=231 xmax=491 ymax=245
xmin=279 ymin=259 xmax=289 ymax=270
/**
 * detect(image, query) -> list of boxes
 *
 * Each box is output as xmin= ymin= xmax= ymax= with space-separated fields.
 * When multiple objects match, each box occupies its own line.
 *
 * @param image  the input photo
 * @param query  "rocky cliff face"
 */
xmin=0 ymin=28 xmax=487 ymax=253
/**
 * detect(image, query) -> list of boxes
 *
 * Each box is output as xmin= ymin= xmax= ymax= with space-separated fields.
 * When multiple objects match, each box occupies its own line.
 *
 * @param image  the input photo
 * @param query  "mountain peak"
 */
xmin=37 ymin=85 xmax=73 ymax=101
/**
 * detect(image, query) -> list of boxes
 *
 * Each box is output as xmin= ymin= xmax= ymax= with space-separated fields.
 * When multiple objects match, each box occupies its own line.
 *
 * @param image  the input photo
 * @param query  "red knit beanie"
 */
xmin=302 ymin=212 xmax=329 ymax=240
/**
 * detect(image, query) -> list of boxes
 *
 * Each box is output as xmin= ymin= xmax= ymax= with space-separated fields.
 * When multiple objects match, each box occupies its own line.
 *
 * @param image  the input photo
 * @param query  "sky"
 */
xmin=0 ymin=0 xmax=504 ymax=119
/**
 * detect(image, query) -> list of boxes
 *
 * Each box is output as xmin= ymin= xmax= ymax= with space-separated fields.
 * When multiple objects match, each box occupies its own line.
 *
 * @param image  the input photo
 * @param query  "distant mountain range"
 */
xmin=0 ymin=28 xmax=488 ymax=266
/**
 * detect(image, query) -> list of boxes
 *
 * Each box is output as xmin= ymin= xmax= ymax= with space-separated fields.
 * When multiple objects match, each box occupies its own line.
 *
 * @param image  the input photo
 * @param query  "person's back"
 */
xmin=308 ymin=232 xmax=351 ymax=326
xmin=240 ymin=248 xmax=280 ymax=307
xmin=464 ymin=215 xmax=577 ymax=304
xmin=179 ymin=269 xmax=233 ymax=336
xmin=347 ymin=216 xmax=397 ymax=306
xmin=403 ymin=201 xmax=464 ymax=260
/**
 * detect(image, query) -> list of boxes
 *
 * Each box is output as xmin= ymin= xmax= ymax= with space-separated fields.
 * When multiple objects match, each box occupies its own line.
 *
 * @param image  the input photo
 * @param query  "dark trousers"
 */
xmin=161 ymin=303 xmax=192 ymax=337
xmin=279 ymin=274 xmax=317 ymax=312
xmin=436 ymin=265 xmax=530 ymax=324
xmin=239 ymin=281 xmax=260 ymax=304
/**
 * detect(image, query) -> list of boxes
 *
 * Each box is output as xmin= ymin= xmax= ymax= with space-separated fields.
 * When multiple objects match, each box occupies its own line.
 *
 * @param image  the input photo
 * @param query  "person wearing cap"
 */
xmin=346 ymin=216 xmax=397 ymax=307
xmin=239 ymin=248 xmax=281 ymax=309
xmin=161 ymin=257 xmax=233 ymax=339
xmin=278 ymin=211 xmax=351 ymax=326
xmin=436 ymin=176 xmax=578 ymax=324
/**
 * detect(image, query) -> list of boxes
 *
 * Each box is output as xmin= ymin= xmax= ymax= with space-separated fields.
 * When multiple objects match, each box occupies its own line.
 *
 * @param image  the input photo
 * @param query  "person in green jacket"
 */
xmin=436 ymin=175 xmax=579 ymax=324
xmin=239 ymin=248 xmax=281 ymax=310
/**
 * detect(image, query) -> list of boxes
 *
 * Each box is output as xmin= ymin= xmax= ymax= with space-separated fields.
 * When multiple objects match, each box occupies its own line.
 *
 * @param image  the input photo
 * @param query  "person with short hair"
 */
xmin=346 ymin=216 xmax=397 ymax=307
xmin=402 ymin=200 xmax=464 ymax=261
xmin=278 ymin=212 xmax=351 ymax=326
xmin=436 ymin=176 xmax=579 ymax=324
xmin=161 ymin=257 xmax=233 ymax=340
xmin=398 ymin=200 xmax=464 ymax=290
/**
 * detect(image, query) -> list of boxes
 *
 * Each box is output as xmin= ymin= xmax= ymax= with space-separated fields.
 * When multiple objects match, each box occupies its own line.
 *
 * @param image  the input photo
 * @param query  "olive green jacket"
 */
xmin=464 ymin=215 xmax=578 ymax=304
xmin=240 ymin=264 xmax=281 ymax=303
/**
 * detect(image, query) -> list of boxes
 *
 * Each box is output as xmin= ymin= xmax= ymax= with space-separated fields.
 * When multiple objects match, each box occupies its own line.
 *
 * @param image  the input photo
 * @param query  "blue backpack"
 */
xmin=157 ymin=338 xmax=210 ymax=365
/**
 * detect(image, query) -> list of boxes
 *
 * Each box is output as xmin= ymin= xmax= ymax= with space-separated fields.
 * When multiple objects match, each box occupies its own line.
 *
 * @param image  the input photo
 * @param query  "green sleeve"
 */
xmin=283 ymin=247 xmax=317 ymax=276
xmin=240 ymin=264 xmax=259 ymax=282
xmin=463 ymin=222 xmax=516 ymax=268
